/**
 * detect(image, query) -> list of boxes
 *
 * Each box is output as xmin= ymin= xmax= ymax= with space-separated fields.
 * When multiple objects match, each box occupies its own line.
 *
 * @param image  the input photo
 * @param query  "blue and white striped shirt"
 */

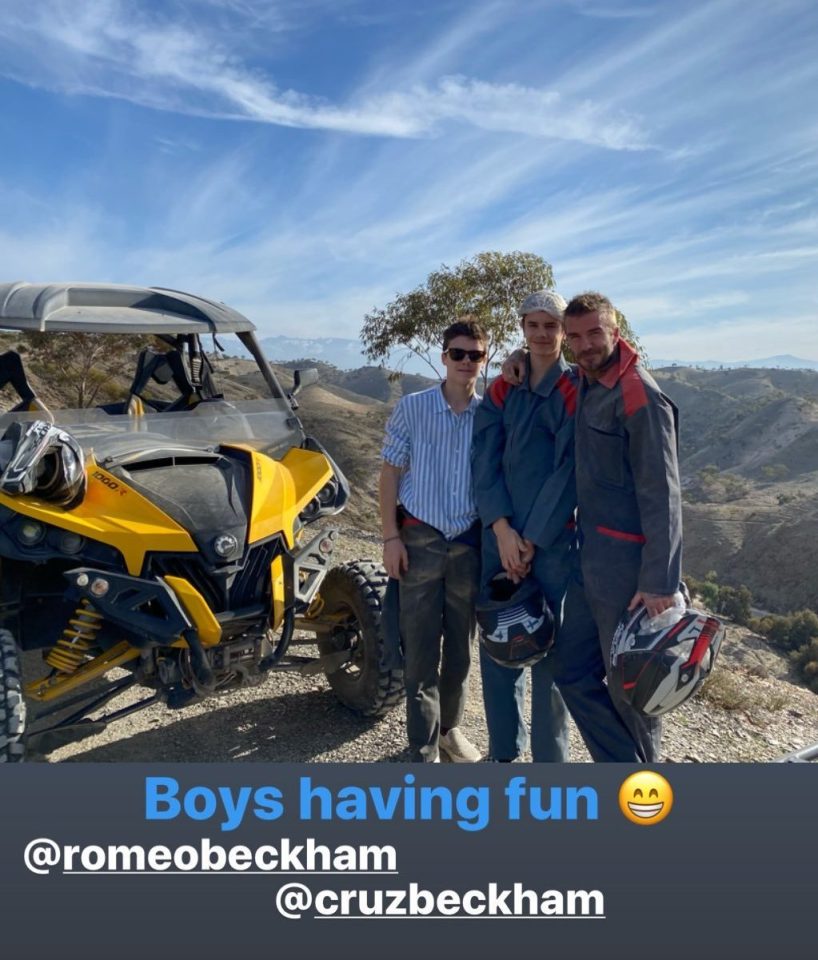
xmin=381 ymin=383 xmax=481 ymax=539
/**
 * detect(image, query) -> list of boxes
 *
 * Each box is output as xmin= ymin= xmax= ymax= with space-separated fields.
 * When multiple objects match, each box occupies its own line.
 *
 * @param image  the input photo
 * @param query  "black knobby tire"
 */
xmin=0 ymin=629 xmax=26 ymax=763
xmin=317 ymin=560 xmax=404 ymax=718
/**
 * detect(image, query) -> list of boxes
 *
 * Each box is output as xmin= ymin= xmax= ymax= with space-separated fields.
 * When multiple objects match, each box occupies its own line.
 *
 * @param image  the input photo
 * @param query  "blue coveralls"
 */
xmin=471 ymin=356 xmax=639 ymax=762
xmin=575 ymin=340 xmax=683 ymax=763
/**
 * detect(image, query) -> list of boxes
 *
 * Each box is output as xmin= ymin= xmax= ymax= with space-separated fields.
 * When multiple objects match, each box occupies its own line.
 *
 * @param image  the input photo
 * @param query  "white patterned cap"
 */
xmin=518 ymin=290 xmax=567 ymax=320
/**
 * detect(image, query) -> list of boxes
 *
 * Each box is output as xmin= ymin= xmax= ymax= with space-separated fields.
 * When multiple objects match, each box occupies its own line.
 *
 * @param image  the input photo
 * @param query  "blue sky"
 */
xmin=1 ymin=0 xmax=817 ymax=361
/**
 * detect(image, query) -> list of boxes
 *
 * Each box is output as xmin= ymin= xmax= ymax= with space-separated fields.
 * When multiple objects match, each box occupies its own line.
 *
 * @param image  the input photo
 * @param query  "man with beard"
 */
xmin=472 ymin=290 xmax=639 ymax=763
xmin=562 ymin=292 xmax=682 ymax=761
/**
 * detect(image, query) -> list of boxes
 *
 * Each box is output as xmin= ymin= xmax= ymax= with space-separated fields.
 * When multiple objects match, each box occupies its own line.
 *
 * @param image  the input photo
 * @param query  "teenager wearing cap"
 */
xmin=471 ymin=291 xmax=639 ymax=762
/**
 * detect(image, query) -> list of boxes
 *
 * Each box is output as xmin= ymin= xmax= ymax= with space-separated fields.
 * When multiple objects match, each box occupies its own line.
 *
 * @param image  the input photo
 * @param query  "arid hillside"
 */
xmin=655 ymin=367 xmax=818 ymax=478
xmin=283 ymin=361 xmax=818 ymax=614
xmin=277 ymin=361 xmax=818 ymax=614
xmin=2 ymin=341 xmax=815 ymax=613
xmin=653 ymin=367 xmax=818 ymax=612
xmin=2 ymin=345 xmax=816 ymax=757
xmin=40 ymin=522 xmax=818 ymax=763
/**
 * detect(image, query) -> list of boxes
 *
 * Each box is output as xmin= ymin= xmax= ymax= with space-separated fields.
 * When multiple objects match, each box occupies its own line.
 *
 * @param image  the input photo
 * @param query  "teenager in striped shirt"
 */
xmin=379 ymin=319 xmax=487 ymax=763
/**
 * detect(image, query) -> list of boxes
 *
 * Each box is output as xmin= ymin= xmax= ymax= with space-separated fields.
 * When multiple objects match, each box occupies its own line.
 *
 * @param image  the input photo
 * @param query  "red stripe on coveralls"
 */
xmin=555 ymin=372 xmax=577 ymax=415
xmin=596 ymin=525 xmax=646 ymax=544
xmin=621 ymin=368 xmax=649 ymax=417
xmin=488 ymin=376 xmax=512 ymax=408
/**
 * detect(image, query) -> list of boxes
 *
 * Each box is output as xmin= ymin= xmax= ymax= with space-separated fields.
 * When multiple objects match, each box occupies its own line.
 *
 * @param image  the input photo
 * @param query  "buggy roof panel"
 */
xmin=0 ymin=282 xmax=256 ymax=334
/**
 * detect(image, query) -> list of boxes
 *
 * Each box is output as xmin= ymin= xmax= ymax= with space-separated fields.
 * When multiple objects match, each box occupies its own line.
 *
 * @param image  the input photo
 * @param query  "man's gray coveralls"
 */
xmin=472 ymin=355 xmax=639 ymax=762
xmin=575 ymin=339 xmax=683 ymax=763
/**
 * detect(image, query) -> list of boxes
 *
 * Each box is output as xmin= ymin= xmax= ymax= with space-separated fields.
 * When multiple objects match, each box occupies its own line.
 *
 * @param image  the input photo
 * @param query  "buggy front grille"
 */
xmin=146 ymin=538 xmax=280 ymax=615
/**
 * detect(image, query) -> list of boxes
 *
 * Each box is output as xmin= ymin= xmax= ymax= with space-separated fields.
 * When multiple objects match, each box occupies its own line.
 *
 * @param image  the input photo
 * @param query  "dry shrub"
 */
xmin=701 ymin=670 xmax=787 ymax=713
xmin=701 ymin=671 xmax=755 ymax=711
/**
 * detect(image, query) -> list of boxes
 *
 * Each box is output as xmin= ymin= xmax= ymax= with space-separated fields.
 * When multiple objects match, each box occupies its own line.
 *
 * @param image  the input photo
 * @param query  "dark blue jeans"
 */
xmin=480 ymin=534 xmax=640 ymax=762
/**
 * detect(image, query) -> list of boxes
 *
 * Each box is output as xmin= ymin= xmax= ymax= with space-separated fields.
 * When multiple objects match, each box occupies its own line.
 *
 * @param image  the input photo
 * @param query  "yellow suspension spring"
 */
xmin=45 ymin=601 xmax=105 ymax=674
xmin=305 ymin=594 xmax=325 ymax=619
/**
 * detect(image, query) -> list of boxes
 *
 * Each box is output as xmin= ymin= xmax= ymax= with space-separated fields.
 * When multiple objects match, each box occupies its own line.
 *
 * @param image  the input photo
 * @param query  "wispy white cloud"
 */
xmin=362 ymin=77 xmax=648 ymax=148
xmin=0 ymin=0 xmax=649 ymax=149
xmin=354 ymin=0 xmax=512 ymax=91
xmin=553 ymin=0 xmax=815 ymax=150
xmin=0 ymin=0 xmax=816 ymax=363
xmin=152 ymin=135 xmax=203 ymax=156
xmin=688 ymin=292 xmax=750 ymax=312
xmin=564 ymin=0 xmax=659 ymax=18
xmin=554 ymin=0 xmax=739 ymax=100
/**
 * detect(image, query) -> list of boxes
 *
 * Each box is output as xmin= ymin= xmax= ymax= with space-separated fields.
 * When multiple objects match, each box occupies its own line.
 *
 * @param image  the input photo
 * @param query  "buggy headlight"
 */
xmin=300 ymin=496 xmax=320 ymax=521
xmin=17 ymin=519 xmax=46 ymax=546
xmin=214 ymin=533 xmax=239 ymax=558
xmin=316 ymin=480 xmax=337 ymax=504
xmin=59 ymin=531 xmax=86 ymax=555
xmin=299 ymin=478 xmax=341 ymax=523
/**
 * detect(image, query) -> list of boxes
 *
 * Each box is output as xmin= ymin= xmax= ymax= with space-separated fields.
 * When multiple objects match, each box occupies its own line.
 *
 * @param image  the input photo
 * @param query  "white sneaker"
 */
xmin=439 ymin=728 xmax=481 ymax=763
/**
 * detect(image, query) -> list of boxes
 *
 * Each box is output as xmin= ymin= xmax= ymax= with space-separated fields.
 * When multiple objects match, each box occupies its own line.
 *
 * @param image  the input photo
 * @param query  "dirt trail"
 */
xmin=27 ymin=527 xmax=818 ymax=765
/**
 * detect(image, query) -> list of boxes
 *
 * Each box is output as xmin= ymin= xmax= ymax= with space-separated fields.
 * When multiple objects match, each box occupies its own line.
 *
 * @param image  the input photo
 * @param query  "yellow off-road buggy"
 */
xmin=0 ymin=282 xmax=403 ymax=761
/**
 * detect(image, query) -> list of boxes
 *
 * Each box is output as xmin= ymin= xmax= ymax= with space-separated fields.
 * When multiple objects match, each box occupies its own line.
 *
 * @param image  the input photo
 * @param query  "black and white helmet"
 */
xmin=0 ymin=420 xmax=87 ymax=509
xmin=610 ymin=603 xmax=724 ymax=717
xmin=476 ymin=575 xmax=555 ymax=669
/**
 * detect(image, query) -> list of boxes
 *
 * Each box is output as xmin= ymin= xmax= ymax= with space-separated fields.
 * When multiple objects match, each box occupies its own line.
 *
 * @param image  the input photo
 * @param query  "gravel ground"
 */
xmin=25 ymin=524 xmax=818 ymax=764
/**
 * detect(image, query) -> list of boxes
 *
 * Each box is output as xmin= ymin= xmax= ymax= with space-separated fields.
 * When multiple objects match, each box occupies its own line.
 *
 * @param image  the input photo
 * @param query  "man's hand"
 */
xmin=492 ymin=519 xmax=530 ymax=583
xmin=383 ymin=538 xmax=409 ymax=579
xmin=628 ymin=591 xmax=676 ymax=619
xmin=501 ymin=349 xmax=527 ymax=385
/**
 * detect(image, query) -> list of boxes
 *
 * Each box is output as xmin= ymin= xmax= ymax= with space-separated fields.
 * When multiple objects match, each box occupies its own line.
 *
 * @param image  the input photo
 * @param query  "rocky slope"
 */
xmin=3 ymin=347 xmax=816 ymax=760
xmin=4 ymin=348 xmax=815 ymax=609
xmin=278 ymin=362 xmax=818 ymax=615
xmin=41 ymin=525 xmax=818 ymax=763
xmin=654 ymin=367 xmax=818 ymax=611
xmin=216 ymin=359 xmax=818 ymax=613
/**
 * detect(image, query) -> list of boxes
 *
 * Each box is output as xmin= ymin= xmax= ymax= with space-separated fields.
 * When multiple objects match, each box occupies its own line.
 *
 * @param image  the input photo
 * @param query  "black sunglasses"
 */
xmin=444 ymin=347 xmax=486 ymax=362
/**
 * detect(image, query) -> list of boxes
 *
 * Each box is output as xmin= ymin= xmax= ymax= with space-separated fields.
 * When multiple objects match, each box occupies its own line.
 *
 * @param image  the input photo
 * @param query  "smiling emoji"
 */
xmin=619 ymin=772 xmax=673 ymax=825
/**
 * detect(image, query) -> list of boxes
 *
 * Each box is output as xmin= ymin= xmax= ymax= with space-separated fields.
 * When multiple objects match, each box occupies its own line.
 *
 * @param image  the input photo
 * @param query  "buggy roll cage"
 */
xmin=777 ymin=741 xmax=818 ymax=762
xmin=0 ymin=282 xmax=290 ymax=405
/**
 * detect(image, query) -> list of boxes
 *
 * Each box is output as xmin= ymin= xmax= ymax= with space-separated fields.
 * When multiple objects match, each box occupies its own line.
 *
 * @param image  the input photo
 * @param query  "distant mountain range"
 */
xmin=652 ymin=354 xmax=818 ymax=371
xmin=254 ymin=337 xmax=445 ymax=376
xmin=234 ymin=360 xmax=818 ymax=614
xmin=256 ymin=336 xmax=369 ymax=369
xmin=247 ymin=336 xmax=818 ymax=375
xmin=254 ymin=336 xmax=433 ymax=376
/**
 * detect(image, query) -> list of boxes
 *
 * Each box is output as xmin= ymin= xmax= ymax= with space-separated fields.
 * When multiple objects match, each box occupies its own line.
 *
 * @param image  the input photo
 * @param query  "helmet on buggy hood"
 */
xmin=476 ymin=575 xmax=555 ymax=668
xmin=610 ymin=603 xmax=724 ymax=717
xmin=0 ymin=420 xmax=87 ymax=509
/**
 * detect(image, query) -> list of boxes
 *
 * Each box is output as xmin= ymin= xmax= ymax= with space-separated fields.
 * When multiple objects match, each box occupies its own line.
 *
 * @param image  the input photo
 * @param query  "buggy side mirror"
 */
xmin=291 ymin=367 xmax=319 ymax=398
xmin=287 ymin=367 xmax=319 ymax=410
xmin=0 ymin=350 xmax=35 ymax=402
xmin=0 ymin=350 xmax=51 ymax=418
